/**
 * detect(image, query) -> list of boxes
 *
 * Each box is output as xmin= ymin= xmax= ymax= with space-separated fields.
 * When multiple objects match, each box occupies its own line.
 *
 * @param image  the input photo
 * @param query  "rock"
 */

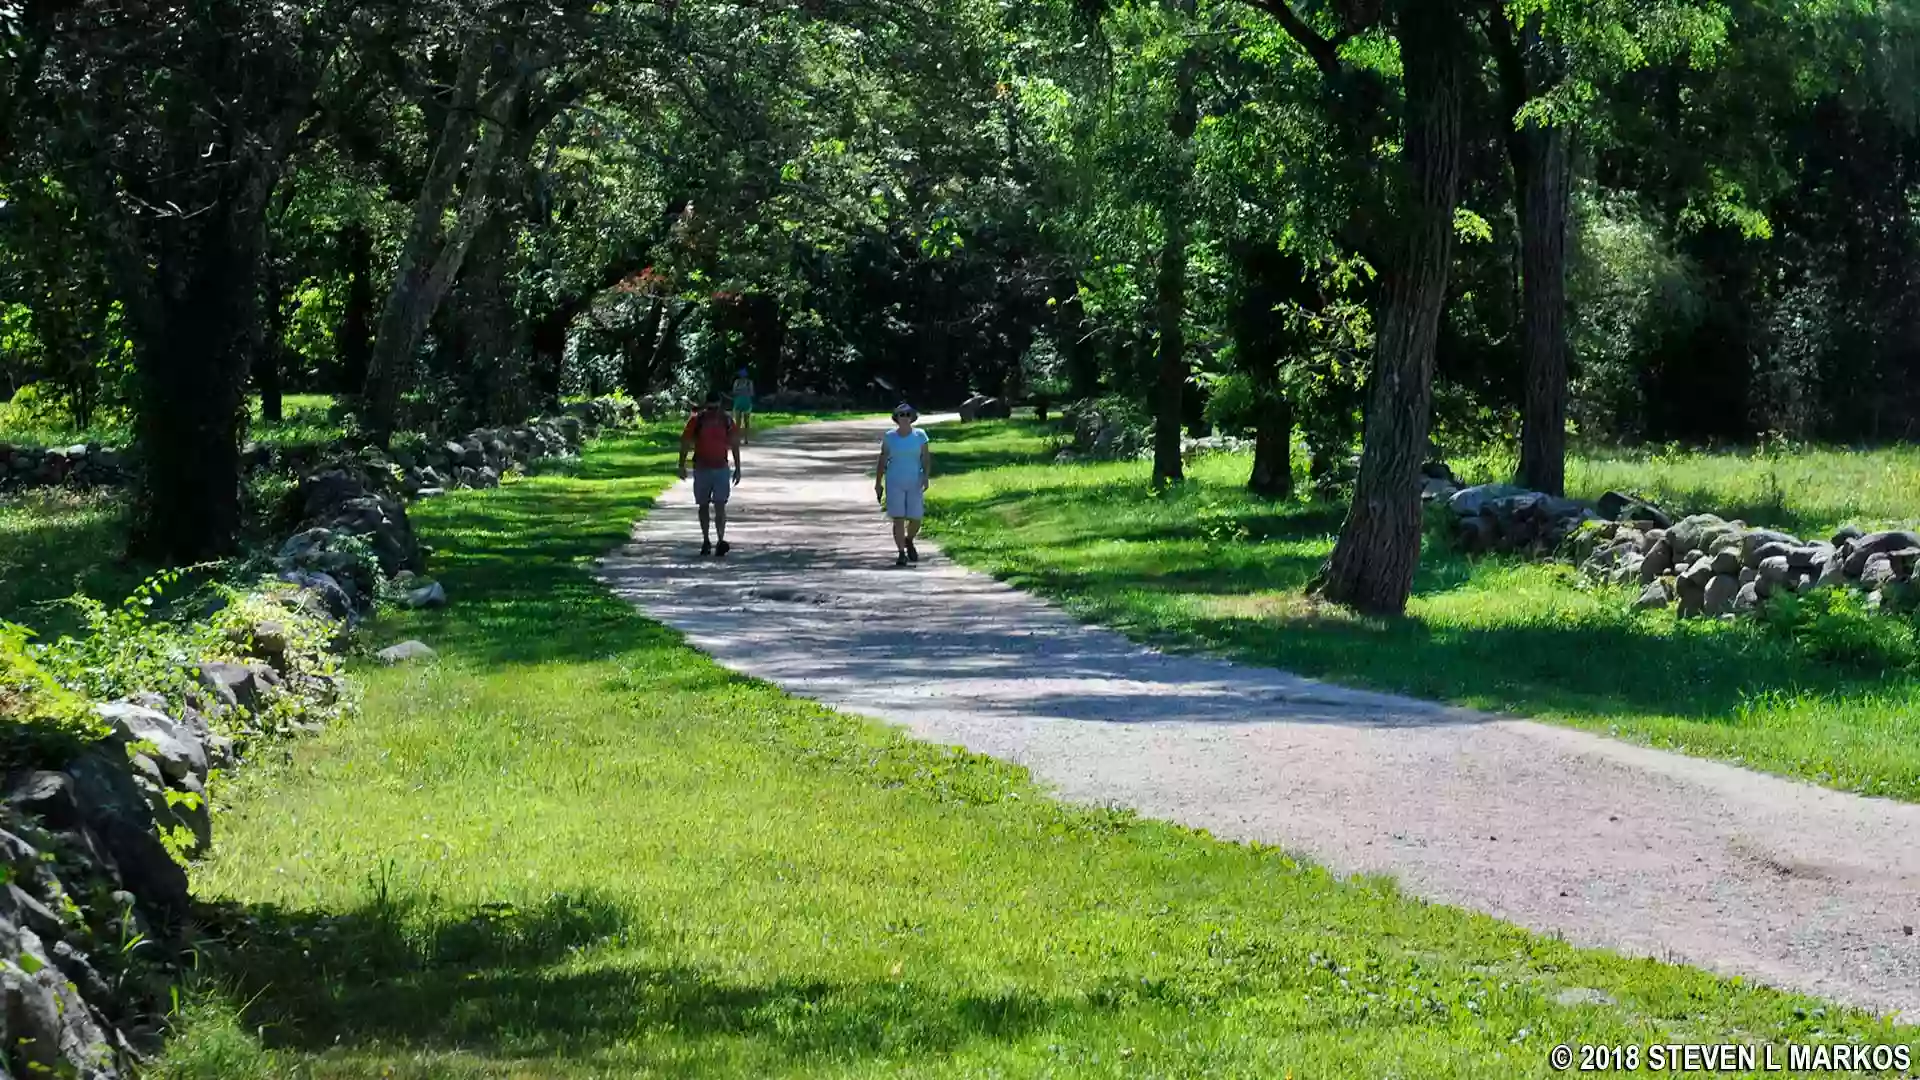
xmin=280 ymin=570 xmax=355 ymax=620
xmin=1842 ymin=530 xmax=1920 ymax=577
xmin=248 ymin=620 xmax=289 ymax=662
xmin=1703 ymin=574 xmax=1740 ymax=615
xmin=197 ymin=661 xmax=261 ymax=711
xmin=95 ymin=702 xmax=207 ymax=784
xmin=1633 ymin=579 xmax=1675 ymax=610
xmin=1748 ymin=540 xmax=1798 ymax=567
xmin=401 ymin=582 xmax=447 ymax=610
xmin=1448 ymin=484 xmax=1530 ymax=518
xmin=957 ymin=393 xmax=988 ymax=422
xmin=376 ymin=640 xmax=437 ymax=665
xmin=1889 ymin=548 xmax=1920 ymax=581
xmin=1787 ymin=543 xmax=1832 ymax=570
xmin=1668 ymin=513 xmax=1735 ymax=554
xmin=976 ymin=397 xmax=1011 ymax=420
xmin=1420 ymin=476 xmax=1459 ymax=501
xmin=1814 ymin=553 xmax=1849 ymax=590
xmin=1859 ymin=553 xmax=1898 ymax=589
xmin=1832 ymin=524 xmax=1865 ymax=546
xmin=1420 ymin=461 xmax=1456 ymax=482
xmin=1638 ymin=539 xmax=1674 ymax=584
xmin=1733 ymin=580 xmax=1763 ymax=613
xmin=1455 ymin=516 xmax=1496 ymax=553
xmin=1678 ymin=556 xmax=1718 ymax=587
xmin=1710 ymin=549 xmax=1742 ymax=575
xmin=1738 ymin=565 xmax=1758 ymax=585
xmin=1739 ymin=530 xmax=1800 ymax=564
xmin=1758 ymin=555 xmax=1792 ymax=585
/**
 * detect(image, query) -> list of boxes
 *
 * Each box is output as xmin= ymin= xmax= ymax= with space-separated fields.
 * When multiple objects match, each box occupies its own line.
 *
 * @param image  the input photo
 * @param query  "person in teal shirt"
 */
xmin=875 ymin=403 xmax=931 ymax=567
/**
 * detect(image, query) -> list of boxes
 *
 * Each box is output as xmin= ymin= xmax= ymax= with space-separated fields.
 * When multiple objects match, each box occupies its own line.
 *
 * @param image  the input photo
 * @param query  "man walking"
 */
xmin=679 ymin=392 xmax=742 ymax=557
xmin=875 ymin=403 xmax=931 ymax=567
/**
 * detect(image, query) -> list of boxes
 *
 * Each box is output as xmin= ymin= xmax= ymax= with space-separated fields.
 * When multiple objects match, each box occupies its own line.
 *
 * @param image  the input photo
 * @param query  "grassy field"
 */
xmin=0 ymin=392 xmax=344 ymax=449
xmin=151 ymin=416 xmax=1914 ymax=1078
xmin=925 ymin=420 xmax=1920 ymax=802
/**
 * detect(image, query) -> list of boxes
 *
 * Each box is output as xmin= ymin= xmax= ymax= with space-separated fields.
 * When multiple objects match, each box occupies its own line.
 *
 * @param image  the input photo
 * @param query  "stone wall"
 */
xmin=3 ymin=589 xmax=355 ymax=1077
xmin=1427 ymin=472 xmax=1920 ymax=620
xmin=0 ymin=443 xmax=127 ymax=491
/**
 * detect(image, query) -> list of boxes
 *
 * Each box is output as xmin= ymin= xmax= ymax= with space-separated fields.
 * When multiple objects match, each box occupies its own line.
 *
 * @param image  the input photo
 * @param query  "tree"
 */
xmin=8 ymin=0 xmax=342 ymax=562
xmin=1247 ymin=0 xmax=1473 ymax=614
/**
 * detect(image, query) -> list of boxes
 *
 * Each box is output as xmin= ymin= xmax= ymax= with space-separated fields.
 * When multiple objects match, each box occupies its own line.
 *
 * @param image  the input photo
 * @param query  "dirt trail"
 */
xmin=597 ymin=416 xmax=1920 ymax=1020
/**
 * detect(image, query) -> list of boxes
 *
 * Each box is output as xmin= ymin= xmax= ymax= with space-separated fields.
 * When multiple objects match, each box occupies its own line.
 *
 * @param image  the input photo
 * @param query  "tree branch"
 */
xmin=1238 ymin=0 xmax=1342 ymax=78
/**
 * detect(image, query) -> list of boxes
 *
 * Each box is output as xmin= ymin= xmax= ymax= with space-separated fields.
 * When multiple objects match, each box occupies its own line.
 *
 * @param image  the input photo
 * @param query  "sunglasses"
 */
xmin=893 ymin=411 xmax=915 ymax=420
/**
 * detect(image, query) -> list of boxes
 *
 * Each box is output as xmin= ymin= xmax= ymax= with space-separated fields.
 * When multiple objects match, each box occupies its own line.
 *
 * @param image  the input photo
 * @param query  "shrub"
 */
xmin=1 ymin=621 xmax=108 ymax=758
xmin=34 ymin=568 xmax=220 ymax=711
xmin=1761 ymin=586 xmax=1920 ymax=672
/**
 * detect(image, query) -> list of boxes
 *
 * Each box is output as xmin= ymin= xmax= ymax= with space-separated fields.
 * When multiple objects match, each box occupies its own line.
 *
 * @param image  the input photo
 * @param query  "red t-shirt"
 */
xmin=682 ymin=410 xmax=734 ymax=468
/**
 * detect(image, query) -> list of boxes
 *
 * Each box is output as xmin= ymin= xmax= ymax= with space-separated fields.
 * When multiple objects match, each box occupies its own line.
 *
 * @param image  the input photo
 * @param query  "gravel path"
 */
xmin=596 ymin=416 xmax=1920 ymax=1021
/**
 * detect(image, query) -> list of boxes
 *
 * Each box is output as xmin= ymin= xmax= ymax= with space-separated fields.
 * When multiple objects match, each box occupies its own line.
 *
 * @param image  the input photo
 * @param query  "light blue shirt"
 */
xmin=883 ymin=428 xmax=929 ymax=486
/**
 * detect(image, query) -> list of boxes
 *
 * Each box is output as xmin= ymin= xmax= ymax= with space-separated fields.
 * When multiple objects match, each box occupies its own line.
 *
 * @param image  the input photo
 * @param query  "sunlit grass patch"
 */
xmin=929 ymin=421 xmax=1920 ymax=801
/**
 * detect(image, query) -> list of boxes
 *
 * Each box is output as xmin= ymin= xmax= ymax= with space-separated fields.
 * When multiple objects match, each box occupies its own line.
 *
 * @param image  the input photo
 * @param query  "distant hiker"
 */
xmin=731 ymin=368 xmax=755 ymax=444
xmin=875 ymin=403 xmax=931 ymax=567
xmin=679 ymin=392 xmax=742 ymax=557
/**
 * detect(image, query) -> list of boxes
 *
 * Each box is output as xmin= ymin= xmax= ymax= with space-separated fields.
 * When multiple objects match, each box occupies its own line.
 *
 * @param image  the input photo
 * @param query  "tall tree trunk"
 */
xmin=1315 ymin=2 xmax=1469 ymax=615
xmin=1514 ymin=120 xmax=1570 ymax=495
xmin=337 ymin=224 xmax=373 ymax=396
xmin=258 ymin=262 xmax=285 ymax=425
xmin=1249 ymin=396 xmax=1295 ymax=498
xmin=623 ymin=296 xmax=667 ymax=399
xmin=125 ymin=219 xmax=260 ymax=563
xmin=1152 ymin=22 xmax=1199 ymax=487
xmin=1491 ymin=10 xmax=1573 ymax=496
xmin=361 ymin=36 xmax=515 ymax=445
xmin=1152 ymin=211 xmax=1189 ymax=486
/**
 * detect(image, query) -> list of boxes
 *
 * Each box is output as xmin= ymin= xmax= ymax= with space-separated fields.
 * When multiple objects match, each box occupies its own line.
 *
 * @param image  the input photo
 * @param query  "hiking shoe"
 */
xmin=700 ymin=540 xmax=712 ymax=557
xmin=896 ymin=551 xmax=910 ymax=567
xmin=716 ymin=541 xmax=731 ymax=558
xmin=906 ymin=540 xmax=919 ymax=563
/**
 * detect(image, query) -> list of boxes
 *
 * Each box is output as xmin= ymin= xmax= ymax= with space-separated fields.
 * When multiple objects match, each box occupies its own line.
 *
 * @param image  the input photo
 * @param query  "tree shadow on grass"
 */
xmin=191 ymin=891 xmax=1071 ymax=1071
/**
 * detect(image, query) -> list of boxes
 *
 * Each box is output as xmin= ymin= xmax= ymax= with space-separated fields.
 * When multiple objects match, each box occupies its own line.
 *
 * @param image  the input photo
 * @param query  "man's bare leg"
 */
xmin=892 ymin=517 xmax=907 ymax=552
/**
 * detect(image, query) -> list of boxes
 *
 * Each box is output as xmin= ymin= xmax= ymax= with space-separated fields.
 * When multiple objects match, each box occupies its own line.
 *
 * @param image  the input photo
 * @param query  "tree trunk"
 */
xmin=1152 ymin=24 xmax=1199 ymax=488
xmin=1249 ymin=396 xmax=1295 ymax=498
xmin=1513 ymin=83 xmax=1571 ymax=494
xmin=623 ymin=296 xmax=667 ymax=399
xmin=126 ymin=224 xmax=258 ymax=563
xmin=258 ymin=262 xmax=285 ymax=425
xmin=1315 ymin=2 xmax=1469 ymax=615
xmin=361 ymin=35 xmax=511 ymax=444
xmin=337 ymin=224 xmax=373 ymax=396
xmin=1152 ymin=211 xmax=1188 ymax=486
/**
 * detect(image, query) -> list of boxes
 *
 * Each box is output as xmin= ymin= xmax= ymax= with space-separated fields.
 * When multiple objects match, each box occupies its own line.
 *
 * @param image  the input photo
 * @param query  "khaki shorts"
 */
xmin=692 ymin=467 xmax=732 ymax=505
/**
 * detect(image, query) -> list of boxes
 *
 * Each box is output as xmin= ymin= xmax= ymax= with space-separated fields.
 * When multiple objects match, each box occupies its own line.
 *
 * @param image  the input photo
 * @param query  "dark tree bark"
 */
xmin=1515 ymin=120 xmax=1571 ymax=495
xmin=1152 ymin=212 xmax=1189 ymax=486
xmin=1489 ymin=14 xmax=1573 ymax=496
xmin=1230 ymin=239 xmax=1312 ymax=499
xmin=1315 ymin=1 xmax=1470 ymax=614
xmin=1152 ymin=18 xmax=1199 ymax=488
xmin=1249 ymin=396 xmax=1296 ymax=498
xmin=258 ymin=263 xmax=285 ymax=425
xmin=124 ymin=204 xmax=270 ymax=564
xmin=336 ymin=224 xmax=374 ymax=395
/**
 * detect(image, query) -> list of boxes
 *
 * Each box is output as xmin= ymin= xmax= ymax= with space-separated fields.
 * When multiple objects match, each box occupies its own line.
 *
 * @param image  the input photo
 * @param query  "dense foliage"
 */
xmin=3 ymin=0 xmax=1916 ymax=609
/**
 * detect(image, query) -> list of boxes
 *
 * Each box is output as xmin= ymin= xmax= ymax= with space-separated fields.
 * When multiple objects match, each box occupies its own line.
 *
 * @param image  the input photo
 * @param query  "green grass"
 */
xmin=1451 ymin=441 xmax=1920 ymax=539
xmin=0 ymin=488 xmax=144 ymax=635
xmin=923 ymin=421 xmax=1920 ymax=802
xmin=157 ymin=416 xmax=1911 ymax=1078
xmin=0 ymin=392 xmax=345 ymax=448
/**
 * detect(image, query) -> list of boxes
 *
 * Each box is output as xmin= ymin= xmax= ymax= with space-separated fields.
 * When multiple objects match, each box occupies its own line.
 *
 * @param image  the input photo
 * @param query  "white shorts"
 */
xmin=886 ymin=485 xmax=924 ymax=520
